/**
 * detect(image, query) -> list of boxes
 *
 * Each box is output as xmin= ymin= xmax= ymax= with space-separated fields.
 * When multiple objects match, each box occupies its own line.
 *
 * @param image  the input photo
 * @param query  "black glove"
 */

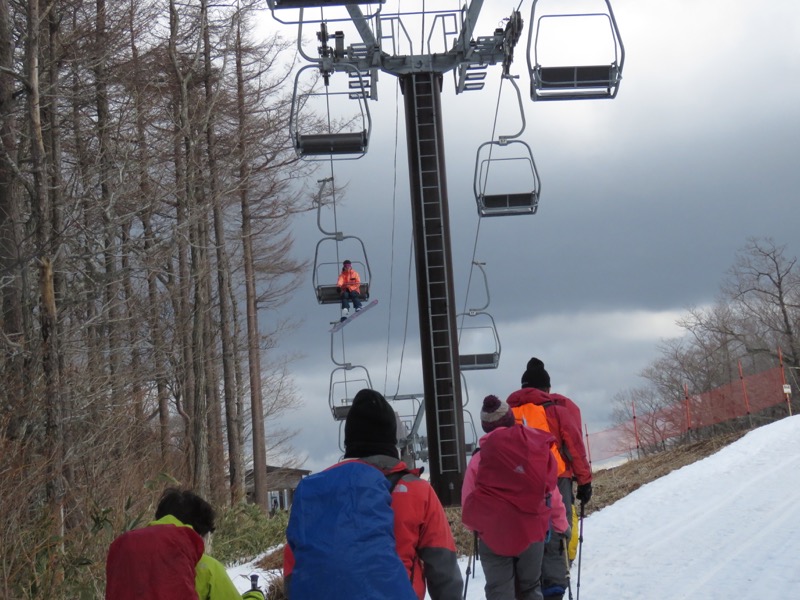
xmin=336 ymin=287 xmax=342 ymax=294
xmin=576 ymin=482 xmax=592 ymax=504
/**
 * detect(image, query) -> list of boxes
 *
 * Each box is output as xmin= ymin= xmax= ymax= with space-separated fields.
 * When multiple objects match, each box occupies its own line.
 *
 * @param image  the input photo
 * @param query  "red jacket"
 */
xmin=284 ymin=456 xmax=462 ymax=600
xmin=105 ymin=515 xmax=204 ymax=599
xmin=507 ymin=387 xmax=592 ymax=484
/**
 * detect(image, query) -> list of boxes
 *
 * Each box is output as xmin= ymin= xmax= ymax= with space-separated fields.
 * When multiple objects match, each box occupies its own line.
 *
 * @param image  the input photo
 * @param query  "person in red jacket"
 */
xmin=283 ymin=389 xmax=462 ymax=600
xmin=506 ymin=357 xmax=592 ymax=600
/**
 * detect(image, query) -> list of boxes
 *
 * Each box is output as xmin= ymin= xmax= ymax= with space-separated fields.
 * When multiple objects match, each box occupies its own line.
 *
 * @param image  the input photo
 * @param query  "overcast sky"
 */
xmin=259 ymin=0 xmax=800 ymax=474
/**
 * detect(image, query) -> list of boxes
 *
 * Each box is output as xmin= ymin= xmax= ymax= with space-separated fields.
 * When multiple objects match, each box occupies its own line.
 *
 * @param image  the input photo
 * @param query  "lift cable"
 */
xmin=383 ymin=76 xmax=403 ymax=395
xmin=458 ymin=74 xmax=506 ymax=336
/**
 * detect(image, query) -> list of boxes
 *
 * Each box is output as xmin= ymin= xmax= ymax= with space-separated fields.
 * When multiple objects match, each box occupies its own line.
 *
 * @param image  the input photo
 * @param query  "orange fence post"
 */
xmin=584 ymin=423 xmax=592 ymax=470
xmin=631 ymin=399 xmax=640 ymax=458
xmin=738 ymin=359 xmax=753 ymax=428
xmin=779 ymin=347 xmax=793 ymax=416
xmin=684 ymin=383 xmax=692 ymax=437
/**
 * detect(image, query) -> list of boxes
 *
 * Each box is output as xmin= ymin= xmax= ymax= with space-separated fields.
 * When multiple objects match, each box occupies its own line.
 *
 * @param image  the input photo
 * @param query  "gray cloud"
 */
xmin=260 ymin=0 xmax=800 ymax=474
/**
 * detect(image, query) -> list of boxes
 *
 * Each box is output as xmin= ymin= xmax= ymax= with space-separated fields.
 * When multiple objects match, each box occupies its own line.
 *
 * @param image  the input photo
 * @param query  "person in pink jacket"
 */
xmin=462 ymin=395 xmax=568 ymax=600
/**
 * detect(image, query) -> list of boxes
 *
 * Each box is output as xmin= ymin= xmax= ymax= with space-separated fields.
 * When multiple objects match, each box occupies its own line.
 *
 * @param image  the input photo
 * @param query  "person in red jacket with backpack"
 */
xmin=283 ymin=389 xmax=462 ymax=600
xmin=462 ymin=395 xmax=568 ymax=600
xmin=506 ymin=357 xmax=592 ymax=600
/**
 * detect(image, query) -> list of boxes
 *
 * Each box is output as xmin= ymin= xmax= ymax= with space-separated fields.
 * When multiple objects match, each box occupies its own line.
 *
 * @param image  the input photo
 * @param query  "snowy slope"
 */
xmin=229 ymin=415 xmax=800 ymax=599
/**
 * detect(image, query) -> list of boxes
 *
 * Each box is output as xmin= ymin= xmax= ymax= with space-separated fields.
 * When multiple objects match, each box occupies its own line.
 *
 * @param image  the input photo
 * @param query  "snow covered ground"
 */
xmin=229 ymin=415 xmax=800 ymax=598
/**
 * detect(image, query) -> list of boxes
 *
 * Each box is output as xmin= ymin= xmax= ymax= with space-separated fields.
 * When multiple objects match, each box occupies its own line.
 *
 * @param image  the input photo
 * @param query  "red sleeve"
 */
xmin=559 ymin=406 xmax=592 ymax=484
xmin=283 ymin=542 xmax=295 ymax=577
xmin=392 ymin=478 xmax=462 ymax=600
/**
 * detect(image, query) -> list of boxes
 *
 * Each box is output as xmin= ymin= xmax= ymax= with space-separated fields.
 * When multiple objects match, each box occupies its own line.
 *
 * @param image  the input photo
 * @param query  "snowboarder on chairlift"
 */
xmin=337 ymin=259 xmax=362 ymax=321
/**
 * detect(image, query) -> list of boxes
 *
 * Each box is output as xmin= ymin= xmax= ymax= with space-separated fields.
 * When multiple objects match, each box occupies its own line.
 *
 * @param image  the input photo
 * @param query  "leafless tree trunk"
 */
xmin=0 ymin=0 xmax=25 ymax=426
xmin=235 ymin=10 xmax=267 ymax=510
xmin=27 ymin=0 xmax=64 ymax=580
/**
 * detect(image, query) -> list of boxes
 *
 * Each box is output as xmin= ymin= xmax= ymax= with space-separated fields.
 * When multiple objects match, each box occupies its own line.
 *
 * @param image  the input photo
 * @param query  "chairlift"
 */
xmin=385 ymin=393 xmax=425 ymax=466
xmin=458 ymin=311 xmax=501 ymax=370
xmin=458 ymin=262 xmax=501 ymax=370
xmin=328 ymin=364 xmax=372 ymax=421
xmin=290 ymin=62 xmax=372 ymax=159
xmin=266 ymin=1 xmax=386 ymax=27
xmin=527 ymin=0 xmax=625 ymax=101
xmin=474 ymin=76 xmax=540 ymax=217
xmin=312 ymin=237 xmax=371 ymax=304
xmin=463 ymin=409 xmax=478 ymax=454
xmin=268 ymin=0 xmax=384 ymax=7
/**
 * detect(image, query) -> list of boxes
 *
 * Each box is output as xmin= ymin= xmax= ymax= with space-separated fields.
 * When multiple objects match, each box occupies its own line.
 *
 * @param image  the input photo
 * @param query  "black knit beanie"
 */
xmin=344 ymin=389 xmax=399 ymax=459
xmin=480 ymin=395 xmax=516 ymax=433
xmin=521 ymin=357 xmax=551 ymax=389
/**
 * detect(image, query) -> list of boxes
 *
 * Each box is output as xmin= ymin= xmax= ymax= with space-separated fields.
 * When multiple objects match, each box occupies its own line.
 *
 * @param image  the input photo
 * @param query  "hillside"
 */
xmin=587 ymin=429 xmax=749 ymax=514
xmin=244 ymin=426 xmax=762 ymax=597
xmin=451 ymin=428 xmax=749 ymax=556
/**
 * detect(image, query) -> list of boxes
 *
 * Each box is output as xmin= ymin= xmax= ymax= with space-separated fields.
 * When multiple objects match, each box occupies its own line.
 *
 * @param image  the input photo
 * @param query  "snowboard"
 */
xmin=329 ymin=299 xmax=378 ymax=333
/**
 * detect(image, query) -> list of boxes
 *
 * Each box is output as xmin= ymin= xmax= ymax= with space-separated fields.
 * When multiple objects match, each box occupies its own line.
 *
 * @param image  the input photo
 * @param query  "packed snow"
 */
xmin=229 ymin=415 xmax=800 ymax=598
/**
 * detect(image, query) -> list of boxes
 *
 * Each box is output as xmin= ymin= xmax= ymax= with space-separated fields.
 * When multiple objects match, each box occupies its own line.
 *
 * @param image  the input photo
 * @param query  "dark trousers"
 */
xmin=479 ymin=538 xmax=544 ymax=600
xmin=541 ymin=478 xmax=574 ymax=599
xmin=340 ymin=290 xmax=362 ymax=311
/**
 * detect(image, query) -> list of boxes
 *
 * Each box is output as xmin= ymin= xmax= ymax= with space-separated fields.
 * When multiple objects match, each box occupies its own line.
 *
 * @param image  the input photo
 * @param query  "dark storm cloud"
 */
xmin=260 ymin=0 xmax=800 ymax=472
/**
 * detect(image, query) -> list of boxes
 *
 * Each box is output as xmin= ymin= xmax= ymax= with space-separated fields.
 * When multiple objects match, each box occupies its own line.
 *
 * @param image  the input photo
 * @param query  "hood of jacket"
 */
xmin=507 ymin=386 xmax=551 ymax=408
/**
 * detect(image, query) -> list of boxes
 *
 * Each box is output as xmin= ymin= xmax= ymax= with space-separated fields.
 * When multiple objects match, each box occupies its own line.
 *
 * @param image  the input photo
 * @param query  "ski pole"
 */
xmin=575 ymin=502 xmax=585 ymax=600
xmin=463 ymin=532 xmax=476 ymax=599
xmin=473 ymin=530 xmax=479 ymax=574
xmin=564 ymin=534 xmax=574 ymax=600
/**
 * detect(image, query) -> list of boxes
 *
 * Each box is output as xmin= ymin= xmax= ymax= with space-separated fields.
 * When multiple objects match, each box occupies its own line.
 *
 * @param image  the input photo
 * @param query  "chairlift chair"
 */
xmin=457 ymin=261 xmax=501 ymax=370
xmin=328 ymin=365 xmax=372 ymax=421
xmin=463 ymin=409 xmax=478 ymax=454
xmin=266 ymin=1 xmax=386 ymax=27
xmin=290 ymin=63 xmax=372 ymax=159
xmin=457 ymin=310 xmax=501 ymax=370
xmin=268 ymin=0 xmax=384 ymax=8
xmin=312 ymin=237 xmax=371 ymax=304
xmin=527 ymin=0 xmax=625 ymax=101
xmin=474 ymin=141 xmax=540 ymax=217
xmin=473 ymin=75 xmax=541 ymax=217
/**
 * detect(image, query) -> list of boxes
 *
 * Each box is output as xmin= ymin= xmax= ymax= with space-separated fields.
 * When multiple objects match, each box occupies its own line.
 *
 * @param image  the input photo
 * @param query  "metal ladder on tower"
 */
xmin=407 ymin=72 xmax=464 ymax=483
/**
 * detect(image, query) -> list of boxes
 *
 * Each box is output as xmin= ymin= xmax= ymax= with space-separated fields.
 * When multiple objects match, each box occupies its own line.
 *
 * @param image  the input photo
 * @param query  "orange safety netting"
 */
xmin=585 ymin=364 xmax=791 ymax=466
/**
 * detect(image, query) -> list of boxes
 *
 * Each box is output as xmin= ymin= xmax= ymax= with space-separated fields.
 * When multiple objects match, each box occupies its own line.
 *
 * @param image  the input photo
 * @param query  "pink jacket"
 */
xmin=462 ymin=429 xmax=569 ymax=534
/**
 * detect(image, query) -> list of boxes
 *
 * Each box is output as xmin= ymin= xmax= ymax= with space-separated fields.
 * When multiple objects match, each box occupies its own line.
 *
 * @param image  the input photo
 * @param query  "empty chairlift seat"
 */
xmin=459 ymin=351 xmax=500 ymax=370
xmin=328 ymin=365 xmax=372 ymax=422
xmin=457 ymin=310 xmax=501 ymax=370
xmin=296 ymin=131 xmax=368 ymax=156
xmin=531 ymin=64 xmax=621 ymax=100
xmin=474 ymin=140 xmax=540 ymax=217
xmin=290 ymin=63 xmax=373 ymax=159
xmin=479 ymin=190 xmax=539 ymax=216
xmin=268 ymin=0 xmax=385 ymax=8
xmin=528 ymin=0 xmax=625 ymax=101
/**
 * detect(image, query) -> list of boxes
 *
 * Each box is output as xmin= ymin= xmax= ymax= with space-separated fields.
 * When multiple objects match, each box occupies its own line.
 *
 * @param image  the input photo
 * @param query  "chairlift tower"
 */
xmin=267 ymin=0 xmax=624 ymax=506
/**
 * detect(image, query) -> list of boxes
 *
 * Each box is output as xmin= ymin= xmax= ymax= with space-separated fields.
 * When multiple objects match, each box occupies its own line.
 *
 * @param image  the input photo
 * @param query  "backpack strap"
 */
xmin=386 ymin=470 xmax=409 ymax=492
